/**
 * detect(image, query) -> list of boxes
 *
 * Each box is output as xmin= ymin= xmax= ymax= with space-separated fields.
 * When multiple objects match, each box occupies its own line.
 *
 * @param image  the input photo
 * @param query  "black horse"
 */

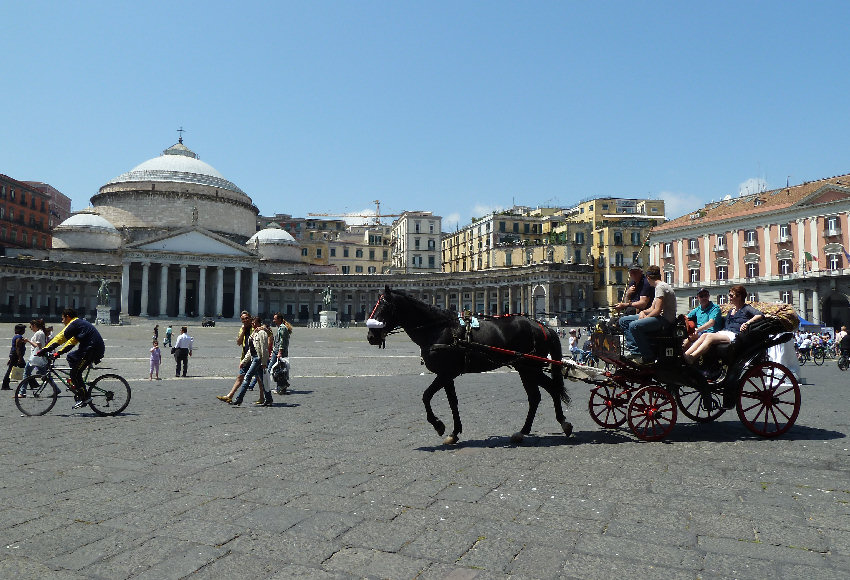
xmin=366 ymin=286 xmax=572 ymax=444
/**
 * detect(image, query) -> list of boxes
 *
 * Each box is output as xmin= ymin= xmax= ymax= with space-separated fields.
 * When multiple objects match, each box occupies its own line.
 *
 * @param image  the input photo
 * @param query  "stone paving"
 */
xmin=0 ymin=321 xmax=848 ymax=579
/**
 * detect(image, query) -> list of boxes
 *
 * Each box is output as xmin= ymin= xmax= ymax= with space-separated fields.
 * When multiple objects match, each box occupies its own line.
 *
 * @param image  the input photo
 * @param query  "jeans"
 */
xmin=233 ymin=357 xmax=270 ymax=404
xmin=629 ymin=316 xmax=671 ymax=360
xmin=619 ymin=314 xmax=640 ymax=353
xmin=174 ymin=348 xmax=189 ymax=376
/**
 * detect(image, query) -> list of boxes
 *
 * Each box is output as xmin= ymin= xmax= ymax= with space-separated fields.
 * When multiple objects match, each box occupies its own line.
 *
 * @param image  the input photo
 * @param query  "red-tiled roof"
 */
xmin=655 ymin=173 xmax=850 ymax=232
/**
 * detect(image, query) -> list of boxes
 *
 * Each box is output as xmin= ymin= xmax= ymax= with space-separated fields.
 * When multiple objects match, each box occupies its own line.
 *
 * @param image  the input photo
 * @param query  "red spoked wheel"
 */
xmin=676 ymin=384 xmax=726 ymax=423
xmin=628 ymin=386 xmax=677 ymax=441
xmin=736 ymin=361 xmax=800 ymax=438
xmin=588 ymin=383 xmax=632 ymax=427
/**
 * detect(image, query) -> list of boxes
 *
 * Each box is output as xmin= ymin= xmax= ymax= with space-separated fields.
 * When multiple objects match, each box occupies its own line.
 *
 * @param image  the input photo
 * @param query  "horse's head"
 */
xmin=366 ymin=286 xmax=398 ymax=346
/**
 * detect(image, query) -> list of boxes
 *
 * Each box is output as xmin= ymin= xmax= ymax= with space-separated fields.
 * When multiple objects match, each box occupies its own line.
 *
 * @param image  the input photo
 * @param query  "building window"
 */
xmin=717 ymin=294 xmax=727 ymax=305
xmin=613 ymin=231 xmax=623 ymax=245
xmin=301 ymin=248 xmax=308 ymax=256
xmin=690 ymin=269 xmax=699 ymax=283
xmin=341 ymin=266 xmax=350 ymax=274
xmin=716 ymin=266 xmax=727 ymax=280
xmin=615 ymin=252 xmax=624 ymax=267
xmin=414 ymin=221 xmax=421 ymax=233
xmin=575 ymin=232 xmax=584 ymax=244
xmin=781 ymin=290 xmax=792 ymax=304
xmin=687 ymin=239 xmax=697 ymax=255
xmin=826 ymin=216 xmax=840 ymax=235
xmin=355 ymin=266 xmax=363 ymax=273
xmin=744 ymin=230 xmax=757 ymax=247
xmin=663 ymin=243 xmax=672 ymax=258
xmin=512 ymin=223 xmax=519 ymax=233
xmin=428 ymin=256 xmax=435 ymax=268
xmin=355 ymin=249 xmax=363 ymax=258
xmin=505 ymin=253 xmax=512 ymax=266
xmin=631 ymin=231 xmax=641 ymax=245
xmin=829 ymin=254 xmax=841 ymax=270
xmin=715 ymin=234 xmax=726 ymax=250
xmin=664 ymin=271 xmax=673 ymax=284
xmin=779 ymin=259 xmax=793 ymax=275
xmin=330 ymin=248 xmax=336 ymax=257
xmin=427 ymin=239 xmax=435 ymax=250
xmin=746 ymin=262 xmax=759 ymax=278
xmin=343 ymin=247 xmax=349 ymax=257
xmin=316 ymin=248 xmax=322 ymax=258
xmin=615 ymin=270 xmax=623 ymax=284
xmin=369 ymin=249 xmax=375 ymax=260
xmin=778 ymin=223 xmax=791 ymax=241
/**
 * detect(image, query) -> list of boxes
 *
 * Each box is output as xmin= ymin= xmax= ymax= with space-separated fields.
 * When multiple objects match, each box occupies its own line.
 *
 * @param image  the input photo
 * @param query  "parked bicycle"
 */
xmin=14 ymin=356 xmax=131 ymax=417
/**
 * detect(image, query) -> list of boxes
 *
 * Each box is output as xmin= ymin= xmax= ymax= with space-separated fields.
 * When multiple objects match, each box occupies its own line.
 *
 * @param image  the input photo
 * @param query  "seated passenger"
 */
xmin=613 ymin=263 xmax=654 ymax=357
xmin=627 ymin=264 xmax=677 ymax=364
xmin=683 ymin=285 xmax=763 ymax=364
xmin=682 ymin=287 xmax=723 ymax=349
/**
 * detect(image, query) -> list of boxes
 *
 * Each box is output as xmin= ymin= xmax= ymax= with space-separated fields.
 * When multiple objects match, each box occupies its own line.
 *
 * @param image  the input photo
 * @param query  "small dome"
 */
xmin=248 ymin=226 xmax=298 ymax=246
xmin=56 ymin=211 xmax=119 ymax=233
xmin=52 ymin=210 xmax=121 ymax=251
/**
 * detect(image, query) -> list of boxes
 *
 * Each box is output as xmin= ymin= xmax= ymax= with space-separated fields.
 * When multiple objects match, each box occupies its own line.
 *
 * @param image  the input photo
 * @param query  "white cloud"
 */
xmin=443 ymin=212 xmax=461 ymax=231
xmin=658 ymin=191 xmax=705 ymax=221
xmin=471 ymin=203 xmax=505 ymax=217
xmin=738 ymin=177 xmax=768 ymax=197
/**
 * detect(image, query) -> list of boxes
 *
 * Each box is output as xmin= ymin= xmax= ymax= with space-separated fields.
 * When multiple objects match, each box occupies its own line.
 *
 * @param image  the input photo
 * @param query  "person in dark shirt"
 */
xmin=39 ymin=308 xmax=105 ymax=406
xmin=614 ymin=264 xmax=655 ymax=356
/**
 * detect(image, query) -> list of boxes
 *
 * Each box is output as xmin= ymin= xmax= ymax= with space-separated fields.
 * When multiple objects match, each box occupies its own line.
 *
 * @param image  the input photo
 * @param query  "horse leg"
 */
xmin=423 ymin=377 xmax=447 ymax=437
xmin=442 ymin=380 xmax=463 ymax=445
xmin=538 ymin=369 xmax=573 ymax=438
xmin=511 ymin=370 xmax=542 ymax=443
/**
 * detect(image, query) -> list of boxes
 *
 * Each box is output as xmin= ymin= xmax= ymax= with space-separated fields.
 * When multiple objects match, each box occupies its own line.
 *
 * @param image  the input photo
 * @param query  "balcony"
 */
xmin=663 ymin=251 xmax=673 ymax=258
xmin=825 ymin=228 xmax=842 ymax=237
xmin=713 ymin=244 xmax=727 ymax=252
xmin=686 ymin=247 xmax=700 ymax=255
xmin=742 ymin=240 xmax=758 ymax=248
xmin=774 ymin=235 xmax=792 ymax=244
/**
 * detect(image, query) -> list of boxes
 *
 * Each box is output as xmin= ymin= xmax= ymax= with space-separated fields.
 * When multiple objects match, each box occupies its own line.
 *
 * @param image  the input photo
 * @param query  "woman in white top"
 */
xmin=23 ymin=318 xmax=48 ymax=379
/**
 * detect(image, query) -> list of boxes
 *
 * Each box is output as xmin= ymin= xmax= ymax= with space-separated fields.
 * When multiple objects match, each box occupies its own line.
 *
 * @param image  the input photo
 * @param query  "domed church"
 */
xmin=47 ymin=138 xmax=311 ymax=319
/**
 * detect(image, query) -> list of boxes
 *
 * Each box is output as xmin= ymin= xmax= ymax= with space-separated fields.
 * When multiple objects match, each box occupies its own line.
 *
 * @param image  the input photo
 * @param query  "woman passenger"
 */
xmin=683 ymin=285 xmax=763 ymax=364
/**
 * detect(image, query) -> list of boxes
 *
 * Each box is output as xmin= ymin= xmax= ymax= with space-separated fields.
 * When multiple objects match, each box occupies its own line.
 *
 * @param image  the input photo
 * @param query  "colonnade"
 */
xmin=120 ymin=260 xmax=258 ymax=319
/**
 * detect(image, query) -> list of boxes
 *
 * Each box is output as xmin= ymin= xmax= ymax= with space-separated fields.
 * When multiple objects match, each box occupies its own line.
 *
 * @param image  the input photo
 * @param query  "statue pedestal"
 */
xmin=96 ymin=306 xmax=111 ymax=325
xmin=319 ymin=310 xmax=337 ymax=328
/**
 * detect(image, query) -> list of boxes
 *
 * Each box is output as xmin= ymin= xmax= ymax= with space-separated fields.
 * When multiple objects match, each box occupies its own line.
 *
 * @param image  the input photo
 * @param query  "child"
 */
xmin=150 ymin=340 xmax=161 ymax=380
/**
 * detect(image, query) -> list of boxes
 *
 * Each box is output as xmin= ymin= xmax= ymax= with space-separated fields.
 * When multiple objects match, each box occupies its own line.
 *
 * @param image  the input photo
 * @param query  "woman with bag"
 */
xmin=2 ymin=324 xmax=27 ymax=390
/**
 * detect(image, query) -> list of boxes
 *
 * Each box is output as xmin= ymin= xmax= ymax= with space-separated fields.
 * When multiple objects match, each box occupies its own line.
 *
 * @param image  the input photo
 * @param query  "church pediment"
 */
xmin=130 ymin=228 xmax=253 ymax=256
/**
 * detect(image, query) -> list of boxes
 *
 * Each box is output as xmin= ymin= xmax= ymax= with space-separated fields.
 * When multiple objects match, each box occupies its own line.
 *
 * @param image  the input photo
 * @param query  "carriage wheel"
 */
xmin=676 ymin=384 xmax=726 ymax=423
xmin=627 ymin=386 xmax=677 ymax=441
xmin=588 ymin=383 xmax=631 ymax=428
xmin=736 ymin=362 xmax=800 ymax=438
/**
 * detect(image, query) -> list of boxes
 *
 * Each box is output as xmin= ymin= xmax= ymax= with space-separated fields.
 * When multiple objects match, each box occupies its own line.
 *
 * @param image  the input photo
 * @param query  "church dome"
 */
xmin=103 ymin=141 xmax=248 ymax=200
xmin=91 ymin=138 xmax=259 ymax=241
xmin=52 ymin=210 xmax=122 ymax=250
xmin=248 ymin=225 xmax=300 ymax=260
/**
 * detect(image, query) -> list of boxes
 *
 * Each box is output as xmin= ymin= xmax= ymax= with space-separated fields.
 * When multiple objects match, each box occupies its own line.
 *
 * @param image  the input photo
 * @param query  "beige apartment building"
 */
xmin=650 ymin=173 xmax=850 ymax=328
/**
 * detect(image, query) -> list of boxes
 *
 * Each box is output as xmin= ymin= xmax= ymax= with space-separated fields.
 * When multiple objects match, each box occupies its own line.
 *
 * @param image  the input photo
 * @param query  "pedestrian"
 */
xmin=173 ymin=326 xmax=193 ymax=377
xmin=164 ymin=325 xmax=173 ymax=347
xmin=153 ymin=324 xmax=159 ymax=342
xmin=22 ymin=319 xmax=49 ymax=380
xmin=269 ymin=312 xmax=293 ymax=395
xmin=236 ymin=311 xmax=258 ymax=391
xmin=150 ymin=339 xmax=161 ymax=380
xmin=219 ymin=316 xmax=272 ymax=406
xmin=2 ymin=324 xmax=27 ymax=390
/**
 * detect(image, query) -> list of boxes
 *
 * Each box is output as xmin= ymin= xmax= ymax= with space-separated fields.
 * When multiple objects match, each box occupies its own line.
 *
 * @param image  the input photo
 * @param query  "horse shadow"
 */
xmin=415 ymin=421 xmax=843 ymax=450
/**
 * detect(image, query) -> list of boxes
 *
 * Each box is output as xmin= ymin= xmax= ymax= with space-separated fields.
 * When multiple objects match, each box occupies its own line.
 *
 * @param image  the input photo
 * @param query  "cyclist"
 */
xmin=38 ymin=308 xmax=105 ymax=408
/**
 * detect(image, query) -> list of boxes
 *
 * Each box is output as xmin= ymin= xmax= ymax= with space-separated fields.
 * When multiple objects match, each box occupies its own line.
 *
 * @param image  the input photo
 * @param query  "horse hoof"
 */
xmin=443 ymin=435 xmax=458 ymax=445
xmin=510 ymin=432 xmax=525 ymax=443
xmin=561 ymin=421 xmax=573 ymax=437
xmin=434 ymin=420 xmax=446 ymax=436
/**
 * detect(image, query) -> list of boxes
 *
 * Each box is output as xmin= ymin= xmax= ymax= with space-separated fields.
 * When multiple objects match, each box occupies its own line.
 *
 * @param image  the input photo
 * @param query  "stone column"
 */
xmin=233 ymin=267 xmax=242 ymax=318
xmin=140 ymin=262 xmax=150 ymax=317
xmin=812 ymin=287 xmax=820 ymax=324
xmin=120 ymin=262 xmax=131 ymax=317
xmin=198 ymin=266 xmax=207 ymax=318
xmin=762 ymin=225 xmax=772 ymax=278
xmin=799 ymin=289 xmax=808 ymax=322
xmin=215 ymin=266 xmax=224 ymax=318
xmin=178 ymin=264 xmax=187 ymax=318
xmin=159 ymin=263 xmax=169 ymax=317
xmin=250 ymin=268 xmax=259 ymax=316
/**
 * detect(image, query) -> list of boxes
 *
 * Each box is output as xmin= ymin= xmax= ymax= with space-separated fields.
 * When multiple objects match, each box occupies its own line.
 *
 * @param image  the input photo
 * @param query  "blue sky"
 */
xmin=4 ymin=1 xmax=850 ymax=230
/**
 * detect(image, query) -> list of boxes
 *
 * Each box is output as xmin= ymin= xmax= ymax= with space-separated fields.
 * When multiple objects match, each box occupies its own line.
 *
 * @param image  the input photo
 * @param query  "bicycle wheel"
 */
xmin=813 ymin=349 xmax=825 ymax=366
xmin=15 ymin=375 xmax=59 ymax=416
xmin=838 ymin=356 xmax=849 ymax=371
xmin=87 ymin=374 xmax=131 ymax=416
xmin=797 ymin=351 xmax=807 ymax=366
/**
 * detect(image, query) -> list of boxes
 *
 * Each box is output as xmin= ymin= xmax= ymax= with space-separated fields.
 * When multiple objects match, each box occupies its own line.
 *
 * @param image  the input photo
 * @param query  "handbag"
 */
xmin=10 ymin=366 xmax=23 ymax=381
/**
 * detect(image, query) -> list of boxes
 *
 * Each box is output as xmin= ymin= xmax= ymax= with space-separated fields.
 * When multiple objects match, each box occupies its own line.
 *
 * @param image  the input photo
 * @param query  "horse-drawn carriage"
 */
xmin=579 ymin=313 xmax=800 ymax=440
xmin=366 ymin=286 xmax=801 ymax=444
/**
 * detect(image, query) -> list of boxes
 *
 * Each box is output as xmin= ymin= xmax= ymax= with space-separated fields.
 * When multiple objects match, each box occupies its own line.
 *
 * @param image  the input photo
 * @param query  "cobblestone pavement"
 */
xmin=0 ymin=321 xmax=848 ymax=579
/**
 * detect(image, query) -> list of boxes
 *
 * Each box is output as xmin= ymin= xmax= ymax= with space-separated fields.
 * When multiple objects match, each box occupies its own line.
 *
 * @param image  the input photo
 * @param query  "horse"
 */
xmin=366 ymin=286 xmax=573 ymax=445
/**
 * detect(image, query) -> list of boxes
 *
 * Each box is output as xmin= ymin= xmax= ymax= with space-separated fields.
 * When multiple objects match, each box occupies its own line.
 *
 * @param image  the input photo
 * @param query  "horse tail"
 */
xmin=545 ymin=326 xmax=570 ymax=408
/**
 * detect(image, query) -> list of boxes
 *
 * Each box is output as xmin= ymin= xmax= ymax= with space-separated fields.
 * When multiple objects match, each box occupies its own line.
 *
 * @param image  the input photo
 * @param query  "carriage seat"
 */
xmin=704 ymin=317 xmax=788 ymax=365
xmin=647 ymin=315 xmax=689 ymax=363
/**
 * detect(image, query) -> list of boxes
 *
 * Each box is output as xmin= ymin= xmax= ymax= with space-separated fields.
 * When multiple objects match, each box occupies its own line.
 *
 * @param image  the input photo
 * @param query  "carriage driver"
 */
xmin=626 ymin=265 xmax=677 ymax=365
xmin=613 ymin=263 xmax=655 ymax=358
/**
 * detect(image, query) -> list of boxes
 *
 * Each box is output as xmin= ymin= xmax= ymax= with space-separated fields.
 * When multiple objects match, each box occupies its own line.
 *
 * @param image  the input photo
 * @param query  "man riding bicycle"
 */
xmin=38 ymin=308 xmax=105 ymax=408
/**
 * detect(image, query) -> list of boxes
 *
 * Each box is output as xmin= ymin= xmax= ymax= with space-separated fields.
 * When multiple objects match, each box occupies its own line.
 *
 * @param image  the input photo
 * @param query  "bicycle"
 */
xmin=838 ymin=352 xmax=849 ymax=371
xmin=796 ymin=348 xmax=810 ymax=365
xmin=14 ymin=355 xmax=131 ymax=417
xmin=811 ymin=345 xmax=826 ymax=366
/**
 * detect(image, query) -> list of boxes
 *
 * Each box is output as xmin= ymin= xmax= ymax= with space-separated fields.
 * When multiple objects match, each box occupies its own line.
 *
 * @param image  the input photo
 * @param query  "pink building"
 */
xmin=650 ymin=173 xmax=850 ymax=328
